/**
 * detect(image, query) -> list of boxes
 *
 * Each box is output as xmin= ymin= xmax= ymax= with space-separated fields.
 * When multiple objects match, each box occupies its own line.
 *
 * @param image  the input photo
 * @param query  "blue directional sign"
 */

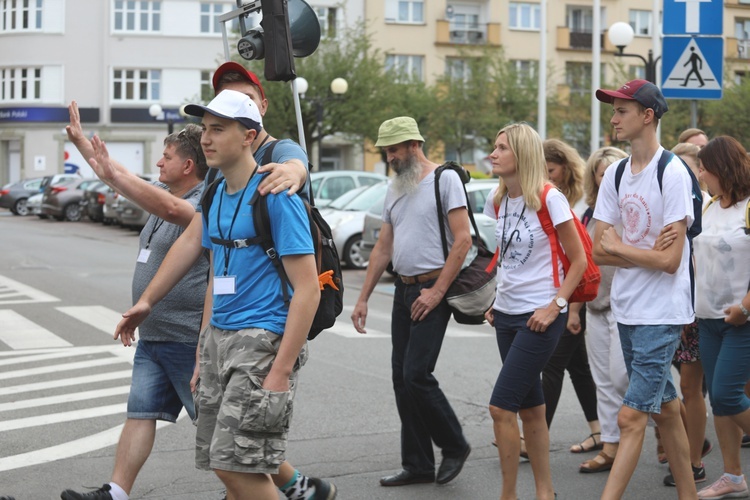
xmin=663 ymin=0 xmax=723 ymax=35
xmin=662 ymin=36 xmax=723 ymax=99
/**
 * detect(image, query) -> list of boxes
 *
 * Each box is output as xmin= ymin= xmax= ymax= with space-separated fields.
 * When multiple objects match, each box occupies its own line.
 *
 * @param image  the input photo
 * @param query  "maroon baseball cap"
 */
xmin=212 ymin=62 xmax=266 ymax=100
xmin=596 ymin=79 xmax=668 ymax=118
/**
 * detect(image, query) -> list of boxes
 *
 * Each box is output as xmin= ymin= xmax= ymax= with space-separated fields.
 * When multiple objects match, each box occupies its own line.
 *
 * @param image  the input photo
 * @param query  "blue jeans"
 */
xmin=128 ymin=339 xmax=198 ymax=422
xmin=391 ymin=279 xmax=469 ymax=475
xmin=618 ymin=324 xmax=681 ymax=414
xmin=490 ymin=310 xmax=567 ymax=412
xmin=699 ymin=318 xmax=750 ymax=416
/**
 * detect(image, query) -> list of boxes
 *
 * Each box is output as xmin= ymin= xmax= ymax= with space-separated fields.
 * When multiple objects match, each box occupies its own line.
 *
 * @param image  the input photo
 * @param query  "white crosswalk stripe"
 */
xmin=0 ymin=274 xmax=59 ymax=305
xmin=56 ymin=305 xmax=125 ymax=336
xmin=0 ymin=309 xmax=72 ymax=349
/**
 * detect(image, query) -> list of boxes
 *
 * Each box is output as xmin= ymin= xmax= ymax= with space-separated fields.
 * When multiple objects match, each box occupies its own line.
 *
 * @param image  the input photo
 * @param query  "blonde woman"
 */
xmin=484 ymin=123 xmax=586 ymax=500
xmin=578 ymin=147 xmax=630 ymax=473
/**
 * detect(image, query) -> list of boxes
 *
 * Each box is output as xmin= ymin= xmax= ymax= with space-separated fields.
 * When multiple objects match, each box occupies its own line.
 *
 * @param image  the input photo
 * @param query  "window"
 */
xmin=565 ymin=62 xmax=591 ymax=95
xmin=629 ymin=65 xmax=646 ymax=80
xmin=735 ymin=71 xmax=748 ymax=85
xmin=568 ymin=6 xmax=593 ymax=33
xmin=446 ymin=58 xmax=470 ymax=81
xmin=113 ymin=0 xmax=161 ymax=32
xmin=200 ymin=70 xmax=212 ymax=100
xmin=511 ymin=59 xmax=537 ymax=82
xmin=385 ymin=54 xmax=424 ymax=82
xmin=315 ymin=6 xmax=338 ymax=38
xmin=509 ymin=2 xmax=540 ymax=30
xmin=200 ymin=2 xmax=227 ymax=34
xmin=1 ymin=0 xmax=43 ymax=32
xmin=0 ymin=67 xmax=41 ymax=102
xmin=112 ymin=69 xmax=161 ymax=101
xmin=629 ymin=9 xmax=651 ymax=36
xmin=385 ymin=0 xmax=424 ymax=24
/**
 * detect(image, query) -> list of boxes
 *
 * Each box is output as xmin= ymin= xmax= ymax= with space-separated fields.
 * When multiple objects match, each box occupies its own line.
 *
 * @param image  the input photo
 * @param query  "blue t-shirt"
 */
xmin=202 ymin=172 xmax=314 ymax=334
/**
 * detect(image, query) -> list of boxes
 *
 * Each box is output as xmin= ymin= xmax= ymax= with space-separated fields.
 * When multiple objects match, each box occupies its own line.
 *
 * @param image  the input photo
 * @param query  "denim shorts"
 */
xmin=618 ymin=324 xmax=681 ymax=414
xmin=128 ymin=339 xmax=198 ymax=422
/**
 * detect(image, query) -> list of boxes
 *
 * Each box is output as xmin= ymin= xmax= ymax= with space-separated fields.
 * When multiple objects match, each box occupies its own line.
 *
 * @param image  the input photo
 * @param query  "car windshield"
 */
xmin=340 ymin=182 xmax=387 ymax=212
xmin=327 ymin=185 xmax=368 ymax=210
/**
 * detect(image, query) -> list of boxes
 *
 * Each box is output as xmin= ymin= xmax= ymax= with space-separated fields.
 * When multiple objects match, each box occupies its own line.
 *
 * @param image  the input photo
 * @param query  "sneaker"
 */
xmin=60 ymin=484 xmax=113 ymax=500
xmin=698 ymin=475 xmax=749 ymax=500
xmin=703 ymin=438 xmax=714 ymax=458
xmin=742 ymin=435 xmax=750 ymax=448
xmin=664 ymin=463 xmax=707 ymax=487
xmin=308 ymin=477 xmax=337 ymax=500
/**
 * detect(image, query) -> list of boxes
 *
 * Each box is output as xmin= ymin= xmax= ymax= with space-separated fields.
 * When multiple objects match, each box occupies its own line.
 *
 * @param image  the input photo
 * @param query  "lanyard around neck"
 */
xmin=215 ymin=165 xmax=258 ymax=275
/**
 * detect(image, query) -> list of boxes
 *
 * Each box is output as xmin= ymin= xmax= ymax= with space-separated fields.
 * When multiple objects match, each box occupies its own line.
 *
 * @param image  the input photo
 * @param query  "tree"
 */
xmin=704 ymin=76 xmax=750 ymax=146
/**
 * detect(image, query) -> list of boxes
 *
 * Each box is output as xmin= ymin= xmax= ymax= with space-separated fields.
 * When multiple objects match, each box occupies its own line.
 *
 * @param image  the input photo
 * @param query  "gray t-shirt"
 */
xmin=131 ymin=182 xmax=208 ymax=343
xmin=383 ymin=168 xmax=467 ymax=276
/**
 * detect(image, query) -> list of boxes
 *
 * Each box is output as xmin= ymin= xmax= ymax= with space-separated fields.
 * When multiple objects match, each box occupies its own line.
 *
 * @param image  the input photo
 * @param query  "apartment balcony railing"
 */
xmin=557 ymin=26 xmax=605 ymax=50
xmin=436 ymin=19 xmax=501 ymax=46
xmin=727 ymin=37 xmax=750 ymax=59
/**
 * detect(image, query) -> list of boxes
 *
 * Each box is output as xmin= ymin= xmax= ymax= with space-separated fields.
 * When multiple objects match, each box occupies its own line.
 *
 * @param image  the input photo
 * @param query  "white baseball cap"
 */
xmin=184 ymin=89 xmax=263 ymax=131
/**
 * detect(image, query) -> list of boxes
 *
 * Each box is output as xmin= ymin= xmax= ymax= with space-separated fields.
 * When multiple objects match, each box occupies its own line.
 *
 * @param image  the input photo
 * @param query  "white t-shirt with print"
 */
xmin=593 ymin=147 xmax=695 ymax=325
xmin=694 ymin=196 xmax=750 ymax=319
xmin=483 ymin=186 xmax=572 ymax=315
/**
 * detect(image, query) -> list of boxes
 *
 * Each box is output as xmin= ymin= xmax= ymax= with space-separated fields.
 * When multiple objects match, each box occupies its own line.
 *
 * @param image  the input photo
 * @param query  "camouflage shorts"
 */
xmin=194 ymin=325 xmax=308 ymax=474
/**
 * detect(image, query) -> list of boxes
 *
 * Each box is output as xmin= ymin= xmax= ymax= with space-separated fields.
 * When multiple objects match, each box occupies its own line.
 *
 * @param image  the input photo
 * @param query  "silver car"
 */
xmin=310 ymin=170 xmax=388 ymax=207
xmin=0 ymin=177 xmax=43 ymax=216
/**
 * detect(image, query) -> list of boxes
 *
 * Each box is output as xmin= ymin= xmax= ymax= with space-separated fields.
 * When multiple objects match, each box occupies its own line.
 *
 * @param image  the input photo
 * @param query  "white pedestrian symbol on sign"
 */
xmin=663 ymin=38 xmax=721 ymax=91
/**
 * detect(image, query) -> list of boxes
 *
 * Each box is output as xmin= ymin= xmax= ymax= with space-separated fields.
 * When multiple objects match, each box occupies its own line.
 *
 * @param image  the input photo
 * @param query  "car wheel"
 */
xmin=343 ymin=233 xmax=368 ymax=269
xmin=64 ymin=203 xmax=83 ymax=222
xmin=13 ymin=198 xmax=29 ymax=216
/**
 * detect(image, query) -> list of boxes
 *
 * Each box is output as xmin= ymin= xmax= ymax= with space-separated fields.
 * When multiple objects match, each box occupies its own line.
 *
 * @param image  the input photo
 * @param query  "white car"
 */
xmin=322 ymin=181 xmax=388 ymax=269
xmin=310 ymin=170 xmax=387 ymax=207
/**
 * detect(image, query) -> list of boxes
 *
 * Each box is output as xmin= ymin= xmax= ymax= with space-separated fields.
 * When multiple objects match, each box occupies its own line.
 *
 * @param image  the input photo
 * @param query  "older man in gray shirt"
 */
xmin=352 ymin=116 xmax=473 ymax=488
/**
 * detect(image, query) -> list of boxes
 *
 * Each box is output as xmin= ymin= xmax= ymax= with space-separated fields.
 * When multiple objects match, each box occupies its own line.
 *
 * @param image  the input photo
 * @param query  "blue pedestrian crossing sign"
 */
xmin=663 ymin=0 xmax=723 ymax=35
xmin=662 ymin=37 xmax=723 ymax=99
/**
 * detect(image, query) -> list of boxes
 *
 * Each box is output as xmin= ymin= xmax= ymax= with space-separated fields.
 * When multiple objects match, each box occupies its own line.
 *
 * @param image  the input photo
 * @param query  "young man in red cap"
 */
xmin=592 ymin=80 xmax=698 ymax=499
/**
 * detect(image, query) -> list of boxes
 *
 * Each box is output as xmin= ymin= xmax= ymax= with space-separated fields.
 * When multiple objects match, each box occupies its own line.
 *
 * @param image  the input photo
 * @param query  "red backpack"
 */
xmin=537 ymin=184 xmax=601 ymax=303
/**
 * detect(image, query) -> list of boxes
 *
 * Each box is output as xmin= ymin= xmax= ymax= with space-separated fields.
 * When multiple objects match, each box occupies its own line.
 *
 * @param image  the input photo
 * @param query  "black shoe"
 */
xmin=663 ymin=463 xmax=706 ymax=487
xmin=702 ymin=438 xmax=713 ymax=458
xmin=436 ymin=445 xmax=471 ymax=485
xmin=309 ymin=477 xmax=337 ymax=499
xmin=380 ymin=469 xmax=435 ymax=487
xmin=742 ymin=434 xmax=750 ymax=448
xmin=1 ymin=496 xmax=16 ymax=500
xmin=61 ymin=484 xmax=113 ymax=500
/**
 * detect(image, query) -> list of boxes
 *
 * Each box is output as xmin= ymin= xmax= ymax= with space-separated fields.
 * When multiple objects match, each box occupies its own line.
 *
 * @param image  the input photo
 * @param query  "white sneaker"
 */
xmin=698 ymin=475 xmax=749 ymax=500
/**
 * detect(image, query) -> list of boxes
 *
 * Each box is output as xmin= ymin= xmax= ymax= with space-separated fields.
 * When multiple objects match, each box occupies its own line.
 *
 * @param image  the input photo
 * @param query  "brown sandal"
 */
xmin=570 ymin=432 xmax=603 ymax=453
xmin=579 ymin=451 xmax=615 ymax=473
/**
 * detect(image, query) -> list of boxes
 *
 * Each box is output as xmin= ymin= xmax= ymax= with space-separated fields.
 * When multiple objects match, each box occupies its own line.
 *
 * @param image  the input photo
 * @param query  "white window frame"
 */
xmin=385 ymin=0 xmax=424 ymax=24
xmin=200 ymin=2 xmax=226 ymax=34
xmin=0 ymin=67 xmax=42 ymax=102
xmin=446 ymin=58 xmax=471 ymax=81
xmin=386 ymin=54 xmax=424 ymax=82
xmin=315 ymin=6 xmax=339 ymax=39
xmin=112 ymin=69 xmax=161 ymax=102
xmin=113 ymin=0 xmax=162 ymax=33
xmin=509 ymin=2 xmax=540 ymax=31
xmin=629 ymin=9 xmax=651 ymax=37
xmin=200 ymin=70 xmax=212 ymax=100
xmin=511 ymin=59 xmax=536 ymax=82
xmin=0 ymin=0 xmax=43 ymax=33
xmin=567 ymin=6 xmax=593 ymax=33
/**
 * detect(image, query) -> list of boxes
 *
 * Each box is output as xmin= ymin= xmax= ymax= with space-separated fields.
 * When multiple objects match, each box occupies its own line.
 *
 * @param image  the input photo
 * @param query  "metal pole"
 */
xmin=591 ymin=0 xmax=601 ymax=155
xmin=537 ymin=0 xmax=547 ymax=139
xmin=290 ymin=80 xmax=307 ymax=152
xmin=690 ymin=100 xmax=698 ymax=128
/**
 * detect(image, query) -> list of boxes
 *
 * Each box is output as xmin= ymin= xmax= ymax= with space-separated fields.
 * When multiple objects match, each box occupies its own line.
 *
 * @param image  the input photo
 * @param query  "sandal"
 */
xmin=579 ymin=451 xmax=615 ymax=473
xmin=655 ymin=427 xmax=668 ymax=464
xmin=570 ymin=432 xmax=603 ymax=453
xmin=491 ymin=437 xmax=529 ymax=460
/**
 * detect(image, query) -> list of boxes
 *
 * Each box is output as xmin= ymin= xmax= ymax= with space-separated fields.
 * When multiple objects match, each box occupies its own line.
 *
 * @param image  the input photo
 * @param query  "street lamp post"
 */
xmin=148 ymin=104 xmax=175 ymax=134
xmin=607 ymin=22 xmax=661 ymax=84
xmin=295 ymin=77 xmax=348 ymax=169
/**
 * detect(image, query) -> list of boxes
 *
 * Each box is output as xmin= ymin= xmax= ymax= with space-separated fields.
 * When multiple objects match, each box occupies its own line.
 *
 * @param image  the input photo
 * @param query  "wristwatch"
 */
xmin=740 ymin=302 xmax=750 ymax=317
xmin=554 ymin=296 xmax=568 ymax=309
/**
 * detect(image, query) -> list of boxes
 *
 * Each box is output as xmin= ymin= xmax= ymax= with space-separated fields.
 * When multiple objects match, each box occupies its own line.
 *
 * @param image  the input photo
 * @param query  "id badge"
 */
xmin=137 ymin=248 xmax=151 ymax=263
xmin=214 ymin=275 xmax=237 ymax=295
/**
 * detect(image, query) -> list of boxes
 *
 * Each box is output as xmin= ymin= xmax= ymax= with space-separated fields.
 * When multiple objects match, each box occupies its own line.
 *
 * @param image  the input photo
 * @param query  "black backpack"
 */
xmin=200 ymin=141 xmax=343 ymax=340
xmin=614 ymin=150 xmax=703 ymax=304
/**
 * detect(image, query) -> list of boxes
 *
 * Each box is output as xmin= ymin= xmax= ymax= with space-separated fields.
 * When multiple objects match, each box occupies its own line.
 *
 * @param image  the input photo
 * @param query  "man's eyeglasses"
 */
xmin=177 ymin=128 xmax=202 ymax=161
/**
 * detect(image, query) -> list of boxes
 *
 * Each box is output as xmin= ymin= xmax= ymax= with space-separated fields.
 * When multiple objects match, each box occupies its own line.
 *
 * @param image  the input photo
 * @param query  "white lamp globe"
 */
xmin=608 ymin=22 xmax=635 ymax=48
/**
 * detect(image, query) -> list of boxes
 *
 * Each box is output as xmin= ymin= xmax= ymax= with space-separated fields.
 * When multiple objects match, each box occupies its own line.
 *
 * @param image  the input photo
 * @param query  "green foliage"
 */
xmin=704 ymin=77 xmax=750 ymax=146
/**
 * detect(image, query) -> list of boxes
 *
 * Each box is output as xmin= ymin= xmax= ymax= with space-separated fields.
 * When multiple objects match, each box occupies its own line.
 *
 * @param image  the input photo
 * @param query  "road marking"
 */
xmin=56 ymin=305 xmax=124 ymax=335
xmin=336 ymin=306 xmax=492 ymax=338
xmin=0 ymin=345 xmax=127 ymax=367
xmin=0 ymin=386 xmax=131 ymax=412
xmin=0 ymin=310 xmax=72 ymax=349
xmin=0 ymin=403 xmax=127 ymax=432
xmin=0 ymin=356 xmax=132 ymax=381
xmin=0 ymin=274 xmax=59 ymax=305
xmin=0 ymin=370 xmax=132 ymax=396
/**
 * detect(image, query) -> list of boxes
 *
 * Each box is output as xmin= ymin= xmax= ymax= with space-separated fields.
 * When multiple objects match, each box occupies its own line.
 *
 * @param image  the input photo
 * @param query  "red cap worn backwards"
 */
xmin=595 ymin=79 xmax=668 ymax=118
xmin=212 ymin=62 xmax=266 ymax=100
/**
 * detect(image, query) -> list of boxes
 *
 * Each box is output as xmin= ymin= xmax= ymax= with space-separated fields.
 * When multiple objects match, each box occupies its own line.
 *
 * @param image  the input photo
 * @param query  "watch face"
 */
xmin=556 ymin=297 xmax=567 ymax=308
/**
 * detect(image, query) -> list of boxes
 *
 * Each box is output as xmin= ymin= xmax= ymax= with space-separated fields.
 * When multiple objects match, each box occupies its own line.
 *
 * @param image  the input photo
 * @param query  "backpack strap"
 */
xmin=537 ymin=184 xmax=561 ymax=287
xmin=614 ymin=157 xmax=629 ymax=194
xmin=581 ymin=206 xmax=594 ymax=228
xmin=485 ymin=202 xmax=501 ymax=273
xmin=434 ymin=162 xmax=480 ymax=260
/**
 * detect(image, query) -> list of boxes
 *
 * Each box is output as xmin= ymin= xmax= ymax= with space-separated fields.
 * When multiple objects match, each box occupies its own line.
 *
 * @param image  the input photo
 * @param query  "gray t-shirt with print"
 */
xmin=131 ymin=181 xmax=208 ymax=343
xmin=383 ymin=168 xmax=467 ymax=276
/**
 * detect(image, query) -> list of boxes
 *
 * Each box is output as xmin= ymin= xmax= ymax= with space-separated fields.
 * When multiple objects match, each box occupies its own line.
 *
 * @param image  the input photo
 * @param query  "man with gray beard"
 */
xmin=351 ymin=117 xmax=473 ymax=487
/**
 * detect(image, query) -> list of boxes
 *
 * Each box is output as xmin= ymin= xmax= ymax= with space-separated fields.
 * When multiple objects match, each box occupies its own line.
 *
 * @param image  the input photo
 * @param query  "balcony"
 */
xmin=556 ymin=26 xmax=605 ymax=50
xmin=727 ymin=37 xmax=750 ymax=59
xmin=436 ymin=19 xmax=501 ymax=46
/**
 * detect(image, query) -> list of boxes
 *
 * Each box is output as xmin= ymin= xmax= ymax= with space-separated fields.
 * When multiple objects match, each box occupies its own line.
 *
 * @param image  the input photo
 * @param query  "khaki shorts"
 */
xmin=194 ymin=325 xmax=308 ymax=474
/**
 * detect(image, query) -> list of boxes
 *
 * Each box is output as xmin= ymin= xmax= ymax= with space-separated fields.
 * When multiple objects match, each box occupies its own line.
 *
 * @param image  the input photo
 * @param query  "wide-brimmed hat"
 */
xmin=596 ymin=79 xmax=668 ymax=118
xmin=375 ymin=116 xmax=425 ymax=147
xmin=183 ymin=89 xmax=263 ymax=131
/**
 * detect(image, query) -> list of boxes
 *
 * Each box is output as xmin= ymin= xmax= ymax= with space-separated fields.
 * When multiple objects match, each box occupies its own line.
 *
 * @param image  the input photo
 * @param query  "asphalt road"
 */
xmin=0 ymin=212 xmax=744 ymax=500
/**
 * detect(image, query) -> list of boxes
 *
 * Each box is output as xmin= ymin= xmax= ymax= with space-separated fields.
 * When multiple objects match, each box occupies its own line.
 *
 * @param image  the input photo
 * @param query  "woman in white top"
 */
xmin=692 ymin=136 xmax=750 ymax=499
xmin=484 ymin=123 xmax=586 ymax=500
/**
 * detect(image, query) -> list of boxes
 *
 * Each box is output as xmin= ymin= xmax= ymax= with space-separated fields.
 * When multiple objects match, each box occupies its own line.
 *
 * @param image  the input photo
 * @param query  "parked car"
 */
xmin=41 ymin=177 xmax=100 ymax=221
xmin=322 ymin=181 xmax=388 ymax=269
xmin=118 ymin=196 xmax=151 ymax=230
xmin=79 ymin=181 xmax=110 ymax=222
xmin=0 ymin=177 xmax=43 ymax=215
xmin=27 ymin=192 xmax=45 ymax=217
xmin=359 ymin=179 xmax=498 ymax=267
xmin=310 ymin=170 xmax=387 ymax=207
xmin=102 ymin=189 xmax=121 ymax=225
xmin=25 ymin=174 xmax=82 ymax=218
